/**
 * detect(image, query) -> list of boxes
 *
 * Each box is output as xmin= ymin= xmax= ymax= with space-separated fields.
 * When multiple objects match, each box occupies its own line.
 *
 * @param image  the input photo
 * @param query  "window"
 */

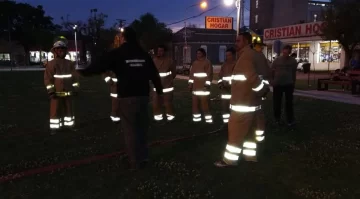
xmin=256 ymin=0 xmax=259 ymax=8
xmin=0 ymin=53 xmax=10 ymax=61
xmin=200 ymin=45 xmax=207 ymax=57
xmin=291 ymin=43 xmax=310 ymax=62
xmin=255 ymin=15 xmax=258 ymax=23
xmin=183 ymin=46 xmax=191 ymax=64
xmin=319 ymin=41 xmax=340 ymax=63
xmin=219 ymin=46 xmax=226 ymax=63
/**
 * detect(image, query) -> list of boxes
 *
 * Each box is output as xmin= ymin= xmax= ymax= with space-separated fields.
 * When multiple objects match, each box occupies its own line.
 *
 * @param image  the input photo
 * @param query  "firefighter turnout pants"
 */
xmin=118 ymin=97 xmax=149 ymax=168
xmin=49 ymin=96 xmax=75 ymax=130
xmin=255 ymin=101 xmax=266 ymax=143
xmin=192 ymin=91 xmax=212 ymax=123
xmin=222 ymin=105 xmax=262 ymax=165
xmin=220 ymin=92 xmax=231 ymax=123
xmin=152 ymin=90 xmax=175 ymax=121
xmin=110 ymin=93 xmax=120 ymax=122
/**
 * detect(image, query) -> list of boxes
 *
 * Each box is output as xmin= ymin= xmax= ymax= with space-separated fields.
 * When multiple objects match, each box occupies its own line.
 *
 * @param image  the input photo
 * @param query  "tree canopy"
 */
xmin=322 ymin=0 xmax=360 ymax=66
xmin=0 ymin=1 xmax=59 ymax=64
xmin=130 ymin=13 xmax=173 ymax=52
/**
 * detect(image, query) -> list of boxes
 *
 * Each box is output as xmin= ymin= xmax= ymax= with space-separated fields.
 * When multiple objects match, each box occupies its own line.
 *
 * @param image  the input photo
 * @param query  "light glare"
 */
xmin=224 ymin=0 xmax=234 ymax=6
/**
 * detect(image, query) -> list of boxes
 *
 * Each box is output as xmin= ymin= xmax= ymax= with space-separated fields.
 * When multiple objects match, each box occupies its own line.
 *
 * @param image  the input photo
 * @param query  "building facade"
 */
xmin=172 ymin=27 xmax=236 ymax=66
xmin=250 ymin=0 xmax=331 ymax=31
xmin=263 ymin=21 xmax=342 ymax=71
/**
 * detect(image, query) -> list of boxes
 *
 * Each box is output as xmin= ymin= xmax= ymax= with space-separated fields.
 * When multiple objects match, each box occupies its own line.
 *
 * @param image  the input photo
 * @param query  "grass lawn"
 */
xmin=0 ymin=71 xmax=360 ymax=199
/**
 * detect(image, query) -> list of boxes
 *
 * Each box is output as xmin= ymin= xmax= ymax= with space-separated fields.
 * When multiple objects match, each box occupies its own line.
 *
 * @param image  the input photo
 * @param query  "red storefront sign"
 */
xmin=263 ymin=21 xmax=327 ymax=41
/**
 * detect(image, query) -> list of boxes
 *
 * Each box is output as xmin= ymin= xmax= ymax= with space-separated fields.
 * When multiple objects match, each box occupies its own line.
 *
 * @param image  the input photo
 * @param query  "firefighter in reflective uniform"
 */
xmin=152 ymin=45 xmax=177 ymax=121
xmin=252 ymin=40 xmax=271 ymax=143
xmin=44 ymin=36 xmax=80 ymax=135
xmin=188 ymin=48 xmax=213 ymax=123
xmin=215 ymin=32 xmax=269 ymax=167
xmin=102 ymin=71 xmax=120 ymax=123
xmin=217 ymin=47 xmax=236 ymax=123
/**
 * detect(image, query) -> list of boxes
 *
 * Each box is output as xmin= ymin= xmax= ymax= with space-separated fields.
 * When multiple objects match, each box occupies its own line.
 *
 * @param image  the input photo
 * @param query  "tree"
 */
xmin=61 ymin=10 xmax=112 ymax=62
xmin=0 ymin=1 xmax=59 ymax=64
xmin=186 ymin=23 xmax=198 ymax=28
xmin=130 ymin=13 xmax=173 ymax=52
xmin=322 ymin=0 xmax=360 ymax=67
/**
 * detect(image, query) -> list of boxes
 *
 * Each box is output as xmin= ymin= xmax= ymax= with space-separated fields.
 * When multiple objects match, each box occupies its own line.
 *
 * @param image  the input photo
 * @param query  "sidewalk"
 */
xmin=176 ymin=75 xmax=360 ymax=106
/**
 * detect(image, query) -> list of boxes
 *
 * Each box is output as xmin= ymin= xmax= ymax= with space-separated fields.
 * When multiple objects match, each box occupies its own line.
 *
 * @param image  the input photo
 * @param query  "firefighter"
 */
xmin=188 ymin=48 xmax=213 ymax=123
xmin=102 ymin=71 xmax=120 ymax=123
xmin=152 ymin=45 xmax=177 ymax=121
xmin=217 ymin=47 xmax=236 ymax=124
xmin=78 ymin=27 xmax=163 ymax=170
xmin=44 ymin=36 xmax=80 ymax=135
xmin=252 ymin=40 xmax=271 ymax=143
xmin=214 ymin=32 xmax=270 ymax=167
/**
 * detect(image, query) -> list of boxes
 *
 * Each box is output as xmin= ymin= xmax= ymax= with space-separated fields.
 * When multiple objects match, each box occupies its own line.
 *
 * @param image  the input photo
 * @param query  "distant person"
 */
xmin=102 ymin=71 xmax=120 ymax=123
xmin=350 ymin=53 xmax=360 ymax=70
xmin=78 ymin=27 xmax=163 ymax=171
xmin=44 ymin=36 xmax=80 ymax=135
xmin=217 ymin=47 xmax=236 ymax=124
xmin=271 ymin=45 xmax=298 ymax=126
xmin=152 ymin=45 xmax=177 ymax=122
xmin=188 ymin=48 xmax=213 ymax=123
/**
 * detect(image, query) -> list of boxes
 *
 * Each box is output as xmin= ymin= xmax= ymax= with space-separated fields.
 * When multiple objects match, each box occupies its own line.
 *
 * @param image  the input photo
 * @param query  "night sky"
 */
xmin=17 ymin=0 xmax=330 ymax=32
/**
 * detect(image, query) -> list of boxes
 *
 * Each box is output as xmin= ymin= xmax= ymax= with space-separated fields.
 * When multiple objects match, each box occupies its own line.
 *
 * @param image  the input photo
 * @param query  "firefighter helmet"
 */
xmin=51 ymin=36 xmax=68 ymax=51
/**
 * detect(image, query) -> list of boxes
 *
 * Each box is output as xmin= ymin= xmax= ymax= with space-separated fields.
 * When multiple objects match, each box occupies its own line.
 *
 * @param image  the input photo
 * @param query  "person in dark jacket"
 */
xmin=78 ymin=27 xmax=163 ymax=170
xmin=271 ymin=45 xmax=297 ymax=126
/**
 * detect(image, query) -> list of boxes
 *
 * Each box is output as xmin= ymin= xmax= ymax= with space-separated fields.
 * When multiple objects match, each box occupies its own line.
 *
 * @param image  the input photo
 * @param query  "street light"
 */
xmin=223 ymin=0 xmax=242 ymax=36
xmin=73 ymin=24 xmax=78 ymax=68
xmin=200 ymin=1 xmax=208 ymax=9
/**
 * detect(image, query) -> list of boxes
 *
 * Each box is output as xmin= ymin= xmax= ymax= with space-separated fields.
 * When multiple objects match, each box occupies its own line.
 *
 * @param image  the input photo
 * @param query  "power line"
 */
xmin=227 ymin=8 xmax=237 ymax=17
xmin=166 ymin=4 xmax=221 ymax=26
xmin=167 ymin=4 xmax=251 ymax=26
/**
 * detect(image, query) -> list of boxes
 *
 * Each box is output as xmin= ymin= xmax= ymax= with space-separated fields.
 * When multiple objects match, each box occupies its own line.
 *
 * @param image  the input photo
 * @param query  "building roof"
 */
xmin=173 ymin=27 xmax=236 ymax=43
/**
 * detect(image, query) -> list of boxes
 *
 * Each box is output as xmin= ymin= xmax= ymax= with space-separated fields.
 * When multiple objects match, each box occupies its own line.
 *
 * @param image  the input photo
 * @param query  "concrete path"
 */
xmin=176 ymin=75 xmax=360 ymax=106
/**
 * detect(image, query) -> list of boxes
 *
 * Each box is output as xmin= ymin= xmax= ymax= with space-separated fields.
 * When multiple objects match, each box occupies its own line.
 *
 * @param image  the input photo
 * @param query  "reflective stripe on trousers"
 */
xmin=154 ymin=114 xmax=175 ymax=121
xmin=111 ymin=116 xmax=120 ymax=122
xmin=50 ymin=116 xmax=75 ymax=129
xmin=223 ymin=144 xmax=242 ymax=165
xmin=243 ymin=141 xmax=257 ymax=157
xmin=153 ymin=87 xmax=174 ymax=93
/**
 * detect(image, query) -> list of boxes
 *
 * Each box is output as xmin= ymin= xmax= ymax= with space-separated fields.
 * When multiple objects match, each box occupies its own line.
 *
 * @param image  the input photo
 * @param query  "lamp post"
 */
xmin=224 ymin=0 xmax=242 ymax=35
xmin=183 ymin=1 xmax=207 ymax=66
xmin=73 ymin=24 xmax=78 ymax=68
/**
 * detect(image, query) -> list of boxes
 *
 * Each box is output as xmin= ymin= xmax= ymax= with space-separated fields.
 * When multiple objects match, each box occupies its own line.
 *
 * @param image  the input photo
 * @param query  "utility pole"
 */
xmin=240 ymin=0 xmax=245 ymax=28
xmin=116 ymin=19 xmax=126 ymax=31
xmin=8 ymin=16 xmax=13 ymax=71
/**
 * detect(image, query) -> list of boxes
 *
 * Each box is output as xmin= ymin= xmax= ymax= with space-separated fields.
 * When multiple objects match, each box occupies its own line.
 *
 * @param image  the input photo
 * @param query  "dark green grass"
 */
xmin=0 ymin=71 xmax=359 ymax=199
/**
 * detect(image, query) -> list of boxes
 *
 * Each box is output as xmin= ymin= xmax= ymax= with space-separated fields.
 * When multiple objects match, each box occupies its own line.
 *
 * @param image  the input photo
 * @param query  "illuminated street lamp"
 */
xmin=223 ymin=0 xmax=242 ymax=36
xmin=200 ymin=1 xmax=208 ymax=9
xmin=73 ymin=24 xmax=78 ymax=68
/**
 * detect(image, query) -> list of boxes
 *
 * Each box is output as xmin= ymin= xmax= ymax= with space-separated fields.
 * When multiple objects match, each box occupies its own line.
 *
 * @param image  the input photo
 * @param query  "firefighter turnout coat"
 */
xmin=44 ymin=58 xmax=79 ymax=130
xmin=253 ymin=51 xmax=271 ymax=143
xmin=223 ymin=46 xmax=269 ymax=164
xmin=188 ymin=58 xmax=213 ymax=123
xmin=152 ymin=56 xmax=177 ymax=121
xmin=102 ymin=71 xmax=120 ymax=122
xmin=218 ymin=60 xmax=236 ymax=123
